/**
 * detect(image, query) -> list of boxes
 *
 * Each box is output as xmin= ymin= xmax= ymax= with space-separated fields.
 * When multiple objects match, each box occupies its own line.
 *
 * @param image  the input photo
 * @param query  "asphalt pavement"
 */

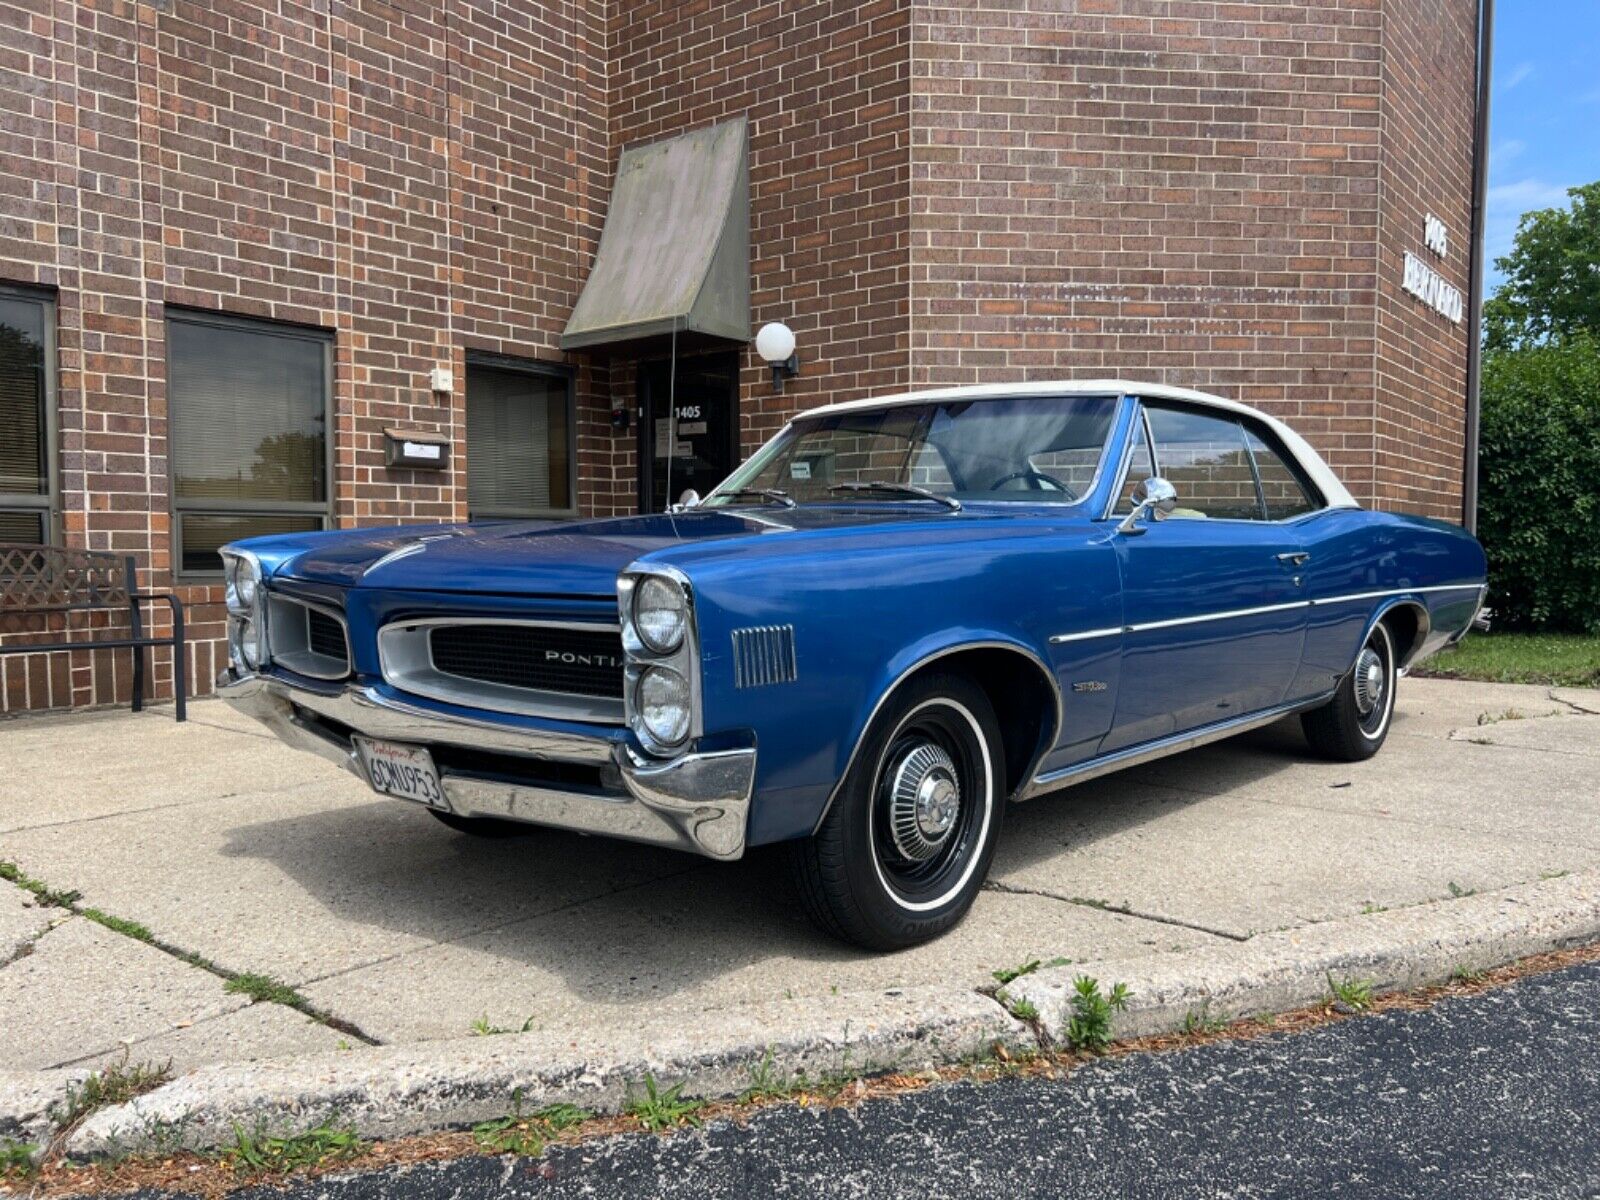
xmin=101 ymin=958 xmax=1600 ymax=1199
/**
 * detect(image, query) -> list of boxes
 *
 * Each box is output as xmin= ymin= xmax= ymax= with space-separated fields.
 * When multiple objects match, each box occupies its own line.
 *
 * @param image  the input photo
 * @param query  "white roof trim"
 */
xmin=801 ymin=379 xmax=1358 ymax=511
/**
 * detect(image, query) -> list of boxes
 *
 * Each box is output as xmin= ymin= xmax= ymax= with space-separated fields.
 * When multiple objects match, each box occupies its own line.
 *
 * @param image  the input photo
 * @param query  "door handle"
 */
xmin=1276 ymin=552 xmax=1310 ymax=566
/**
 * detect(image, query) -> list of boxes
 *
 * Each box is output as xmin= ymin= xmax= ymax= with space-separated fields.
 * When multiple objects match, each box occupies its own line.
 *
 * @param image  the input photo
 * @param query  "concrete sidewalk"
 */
xmin=1 ymin=677 xmax=1598 ymax=1149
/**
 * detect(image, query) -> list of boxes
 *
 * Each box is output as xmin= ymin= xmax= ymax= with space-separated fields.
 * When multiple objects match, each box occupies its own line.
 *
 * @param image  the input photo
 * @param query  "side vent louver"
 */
xmin=731 ymin=625 xmax=797 ymax=689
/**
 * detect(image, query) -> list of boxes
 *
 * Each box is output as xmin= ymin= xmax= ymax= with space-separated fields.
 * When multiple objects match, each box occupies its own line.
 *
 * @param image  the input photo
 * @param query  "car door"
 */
xmin=1098 ymin=403 xmax=1310 ymax=755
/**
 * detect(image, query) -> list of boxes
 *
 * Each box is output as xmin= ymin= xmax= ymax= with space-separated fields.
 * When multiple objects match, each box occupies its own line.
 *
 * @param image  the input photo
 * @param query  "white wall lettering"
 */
xmin=1423 ymin=214 xmax=1449 ymax=258
xmin=1402 ymin=251 xmax=1464 ymax=324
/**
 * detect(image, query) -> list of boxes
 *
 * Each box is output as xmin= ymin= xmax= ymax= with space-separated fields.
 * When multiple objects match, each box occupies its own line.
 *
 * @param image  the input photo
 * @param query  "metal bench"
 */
xmin=0 ymin=544 xmax=187 ymax=721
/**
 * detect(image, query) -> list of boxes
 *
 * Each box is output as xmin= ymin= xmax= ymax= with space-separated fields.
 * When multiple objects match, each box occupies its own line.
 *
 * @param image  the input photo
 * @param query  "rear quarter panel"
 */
xmin=1294 ymin=509 xmax=1487 ymax=698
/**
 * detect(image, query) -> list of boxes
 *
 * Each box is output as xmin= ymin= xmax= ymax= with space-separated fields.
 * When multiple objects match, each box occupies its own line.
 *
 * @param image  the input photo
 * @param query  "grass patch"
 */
xmin=54 ymin=1054 xmax=172 ymax=1129
xmin=472 ymin=1091 xmax=590 ymax=1157
xmin=80 ymin=908 xmax=155 ymax=943
xmin=470 ymin=1014 xmax=535 ymax=1037
xmin=625 ymin=1074 xmax=706 ymax=1132
xmin=0 ymin=1140 xmax=37 ymax=1181
xmin=991 ymin=955 xmax=1070 ymax=986
xmin=222 ymin=1119 xmax=363 ymax=1176
xmin=1180 ymin=1003 xmax=1226 ymax=1036
xmin=1062 ymin=975 xmax=1129 ymax=1053
xmin=1413 ymin=632 xmax=1600 ymax=688
xmin=1326 ymin=974 xmax=1375 ymax=1012
xmin=0 ymin=860 xmax=81 ymax=909
xmin=225 ymin=972 xmax=307 ymax=1009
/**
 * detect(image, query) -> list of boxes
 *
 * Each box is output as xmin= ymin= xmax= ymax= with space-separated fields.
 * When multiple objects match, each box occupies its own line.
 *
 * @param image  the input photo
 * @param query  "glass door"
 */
xmin=637 ymin=353 xmax=740 ymax=513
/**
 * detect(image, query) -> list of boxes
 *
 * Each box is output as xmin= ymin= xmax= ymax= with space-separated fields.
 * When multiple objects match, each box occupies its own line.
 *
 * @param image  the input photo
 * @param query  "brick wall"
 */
xmin=0 ymin=0 xmax=613 ymax=712
xmin=0 ymin=0 xmax=1482 ymax=713
xmin=1372 ymin=0 xmax=1477 ymax=518
xmin=606 ymin=0 xmax=914 ymax=467
xmin=908 ymin=0 xmax=1392 ymax=505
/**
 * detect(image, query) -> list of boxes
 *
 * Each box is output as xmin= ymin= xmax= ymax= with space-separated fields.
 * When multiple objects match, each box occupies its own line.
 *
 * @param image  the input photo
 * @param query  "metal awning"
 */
xmin=561 ymin=117 xmax=750 ymax=352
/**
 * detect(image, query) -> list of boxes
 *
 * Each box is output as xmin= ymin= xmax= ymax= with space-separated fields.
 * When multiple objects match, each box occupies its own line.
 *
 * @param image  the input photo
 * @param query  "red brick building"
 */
xmin=0 ymin=0 xmax=1485 ymax=713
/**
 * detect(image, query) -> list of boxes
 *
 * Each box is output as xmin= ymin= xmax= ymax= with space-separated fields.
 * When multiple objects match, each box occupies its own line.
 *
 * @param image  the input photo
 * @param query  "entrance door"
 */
xmin=638 ymin=354 xmax=740 ymax=513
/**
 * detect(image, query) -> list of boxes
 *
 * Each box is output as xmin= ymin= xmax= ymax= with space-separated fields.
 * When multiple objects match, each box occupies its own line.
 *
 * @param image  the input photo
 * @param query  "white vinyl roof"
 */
xmin=803 ymin=379 xmax=1359 ymax=510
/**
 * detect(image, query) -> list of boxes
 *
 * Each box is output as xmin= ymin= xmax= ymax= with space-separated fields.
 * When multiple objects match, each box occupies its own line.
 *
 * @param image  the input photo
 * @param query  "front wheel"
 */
xmin=789 ymin=672 xmax=1005 ymax=950
xmin=1301 ymin=620 xmax=1397 ymax=761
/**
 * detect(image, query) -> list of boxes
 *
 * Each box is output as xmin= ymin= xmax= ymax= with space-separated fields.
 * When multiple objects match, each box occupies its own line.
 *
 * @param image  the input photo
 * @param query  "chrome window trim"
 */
xmin=264 ymin=592 xmax=352 ymax=681
xmin=377 ymin=616 xmax=626 ymax=725
xmin=1100 ymin=399 xmax=1336 ymax=525
xmin=1047 ymin=584 xmax=1484 ymax=644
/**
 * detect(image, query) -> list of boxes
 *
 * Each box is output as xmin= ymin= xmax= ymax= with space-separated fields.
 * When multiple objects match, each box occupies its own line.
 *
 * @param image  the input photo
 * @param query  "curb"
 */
xmin=4 ymin=871 xmax=1596 ymax=1160
xmin=63 ymin=984 xmax=1025 ymax=1157
xmin=1008 ymin=870 xmax=1600 ymax=1040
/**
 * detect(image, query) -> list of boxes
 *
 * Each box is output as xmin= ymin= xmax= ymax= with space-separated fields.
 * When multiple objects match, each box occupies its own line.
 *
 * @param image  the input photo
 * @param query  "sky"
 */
xmin=1485 ymin=0 xmax=1600 ymax=285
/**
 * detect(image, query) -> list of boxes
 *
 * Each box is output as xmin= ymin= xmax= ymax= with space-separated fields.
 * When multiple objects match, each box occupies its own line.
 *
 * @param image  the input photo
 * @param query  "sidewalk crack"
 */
xmin=982 ymin=879 xmax=1249 ymax=942
xmin=1548 ymin=689 xmax=1600 ymax=716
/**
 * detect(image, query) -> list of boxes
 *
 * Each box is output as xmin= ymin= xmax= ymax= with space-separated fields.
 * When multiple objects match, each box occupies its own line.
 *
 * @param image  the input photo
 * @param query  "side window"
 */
xmin=1115 ymin=418 xmax=1155 ymax=514
xmin=1144 ymin=406 xmax=1261 ymax=521
xmin=0 ymin=287 xmax=56 ymax=543
xmin=1244 ymin=426 xmax=1317 ymax=520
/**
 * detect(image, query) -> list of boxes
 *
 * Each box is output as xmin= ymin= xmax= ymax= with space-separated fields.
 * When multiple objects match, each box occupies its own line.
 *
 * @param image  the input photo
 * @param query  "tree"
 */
xmin=1484 ymin=181 xmax=1600 ymax=351
xmin=1476 ymin=337 xmax=1600 ymax=634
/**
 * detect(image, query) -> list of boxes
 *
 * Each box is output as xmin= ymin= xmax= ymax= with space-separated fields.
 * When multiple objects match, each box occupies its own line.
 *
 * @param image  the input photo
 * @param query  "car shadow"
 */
xmin=218 ymin=717 xmax=1322 ymax=1012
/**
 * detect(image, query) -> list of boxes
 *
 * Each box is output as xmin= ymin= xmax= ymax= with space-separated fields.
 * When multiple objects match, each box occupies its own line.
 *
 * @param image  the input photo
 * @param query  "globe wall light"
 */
xmin=755 ymin=321 xmax=799 ymax=393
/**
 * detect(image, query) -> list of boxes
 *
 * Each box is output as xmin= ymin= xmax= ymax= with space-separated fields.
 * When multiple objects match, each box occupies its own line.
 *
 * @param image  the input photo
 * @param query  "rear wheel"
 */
xmin=1301 ymin=620 xmax=1397 ymax=762
xmin=789 ymin=672 xmax=1005 ymax=950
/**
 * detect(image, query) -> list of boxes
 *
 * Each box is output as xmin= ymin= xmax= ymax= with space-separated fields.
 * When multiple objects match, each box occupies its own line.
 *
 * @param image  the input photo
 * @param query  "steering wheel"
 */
xmin=988 ymin=468 xmax=1072 ymax=496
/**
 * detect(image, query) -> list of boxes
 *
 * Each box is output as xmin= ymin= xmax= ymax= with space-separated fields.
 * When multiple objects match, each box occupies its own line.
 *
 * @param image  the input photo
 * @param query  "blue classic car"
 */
xmin=218 ymin=381 xmax=1487 ymax=949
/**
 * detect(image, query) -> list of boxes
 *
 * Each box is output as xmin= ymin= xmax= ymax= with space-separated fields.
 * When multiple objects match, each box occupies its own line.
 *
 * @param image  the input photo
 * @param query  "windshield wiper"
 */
xmin=717 ymin=488 xmax=797 ymax=509
xmin=828 ymin=481 xmax=962 ymax=511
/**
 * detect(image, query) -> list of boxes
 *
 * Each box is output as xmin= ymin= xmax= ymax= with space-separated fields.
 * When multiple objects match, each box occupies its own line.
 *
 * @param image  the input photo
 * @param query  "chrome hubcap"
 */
xmin=886 ymin=743 xmax=960 ymax=861
xmin=1354 ymin=647 xmax=1385 ymax=716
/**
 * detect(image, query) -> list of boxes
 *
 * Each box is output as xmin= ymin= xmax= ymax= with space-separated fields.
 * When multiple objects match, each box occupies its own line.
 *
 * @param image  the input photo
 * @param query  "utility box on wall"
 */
xmin=384 ymin=428 xmax=450 ymax=470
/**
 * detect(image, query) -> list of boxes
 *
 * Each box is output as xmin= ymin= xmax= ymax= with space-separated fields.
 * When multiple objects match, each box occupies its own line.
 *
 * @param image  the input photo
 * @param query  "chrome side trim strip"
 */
xmin=1047 ymin=583 xmax=1484 ymax=645
xmin=1048 ymin=626 xmax=1123 ymax=645
xmin=1020 ymin=691 xmax=1335 ymax=800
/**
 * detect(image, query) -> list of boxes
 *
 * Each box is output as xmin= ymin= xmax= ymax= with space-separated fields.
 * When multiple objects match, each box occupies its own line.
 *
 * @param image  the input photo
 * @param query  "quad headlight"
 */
xmin=633 ymin=575 xmax=687 ymax=653
xmin=619 ymin=568 xmax=699 ymax=755
xmin=220 ymin=548 xmax=265 ymax=674
xmin=636 ymin=665 xmax=691 ymax=747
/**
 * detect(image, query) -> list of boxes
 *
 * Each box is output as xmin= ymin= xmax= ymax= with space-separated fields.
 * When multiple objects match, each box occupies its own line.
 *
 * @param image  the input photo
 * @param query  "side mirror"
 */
xmin=1117 ymin=477 xmax=1178 ymax=535
xmin=670 ymin=488 xmax=701 ymax=513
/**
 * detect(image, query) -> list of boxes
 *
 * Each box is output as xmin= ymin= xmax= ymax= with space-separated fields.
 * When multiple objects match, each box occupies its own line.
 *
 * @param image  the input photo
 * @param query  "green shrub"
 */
xmin=1477 ymin=338 xmax=1600 ymax=634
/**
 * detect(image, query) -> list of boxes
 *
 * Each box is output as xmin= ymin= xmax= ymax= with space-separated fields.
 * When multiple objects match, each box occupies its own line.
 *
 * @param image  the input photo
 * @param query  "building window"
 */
xmin=0 ymin=286 xmax=57 ymax=544
xmin=168 ymin=311 xmax=330 ymax=576
xmin=465 ymin=357 xmax=575 ymax=519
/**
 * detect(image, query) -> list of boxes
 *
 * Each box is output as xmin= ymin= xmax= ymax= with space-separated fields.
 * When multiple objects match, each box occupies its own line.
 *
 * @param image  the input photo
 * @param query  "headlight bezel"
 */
xmin=633 ymin=575 xmax=687 ymax=654
xmin=219 ymin=547 xmax=267 ymax=675
xmin=618 ymin=566 xmax=701 ymax=757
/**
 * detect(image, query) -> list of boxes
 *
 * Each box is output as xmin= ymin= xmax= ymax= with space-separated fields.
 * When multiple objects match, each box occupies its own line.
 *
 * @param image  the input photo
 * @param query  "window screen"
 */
xmin=168 ymin=313 xmax=329 ymax=574
xmin=0 ymin=291 xmax=54 ymax=543
xmin=466 ymin=363 xmax=573 ymax=518
xmin=1244 ymin=427 xmax=1317 ymax=520
xmin=1145 ymin=406 xmax=1262 ymax=521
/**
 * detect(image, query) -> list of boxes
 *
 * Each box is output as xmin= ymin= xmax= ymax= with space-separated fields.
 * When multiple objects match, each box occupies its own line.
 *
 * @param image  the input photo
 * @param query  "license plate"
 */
xmin=355 ymin=738 xmax=449 ymax=811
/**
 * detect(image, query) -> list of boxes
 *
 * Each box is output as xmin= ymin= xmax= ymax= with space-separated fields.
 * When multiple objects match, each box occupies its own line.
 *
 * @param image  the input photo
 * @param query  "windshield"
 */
xmin=704 ymin=394 xmax=1118 ymax=507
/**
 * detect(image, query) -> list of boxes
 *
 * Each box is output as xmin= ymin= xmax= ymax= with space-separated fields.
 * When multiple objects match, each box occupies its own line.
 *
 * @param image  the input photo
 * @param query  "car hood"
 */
xmin=273 ymin=508 xmax=947 ymax=595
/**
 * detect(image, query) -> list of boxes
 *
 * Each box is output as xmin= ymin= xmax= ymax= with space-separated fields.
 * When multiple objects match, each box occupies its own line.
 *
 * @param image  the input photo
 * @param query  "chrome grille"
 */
xmin=429 ymin=623 xmax=625 ymax=699
xmin=731 ymin=625 xmax=797 ymax=689
xmin=306 ymin=607 xmax=347 ymax=660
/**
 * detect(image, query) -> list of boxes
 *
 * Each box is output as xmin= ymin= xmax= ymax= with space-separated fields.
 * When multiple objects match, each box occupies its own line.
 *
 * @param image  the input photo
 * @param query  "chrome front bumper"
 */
xmin=216 ymin=671 xmax=753 ymax=860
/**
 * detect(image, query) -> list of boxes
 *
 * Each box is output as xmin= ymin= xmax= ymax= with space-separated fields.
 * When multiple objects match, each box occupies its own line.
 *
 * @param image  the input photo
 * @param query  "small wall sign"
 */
xmin=384 ymin=428 xmax=451 ymax=470
xmin=1402 ymin=213 xmax=1464 ymax=325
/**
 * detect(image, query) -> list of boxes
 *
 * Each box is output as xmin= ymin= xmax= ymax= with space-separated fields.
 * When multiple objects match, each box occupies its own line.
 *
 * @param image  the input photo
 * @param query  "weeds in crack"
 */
xmin=53 ymin=1051 xmax=172 ymax=1130
xmin=1063 ymin=976 xmax=1129 ymax=1053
